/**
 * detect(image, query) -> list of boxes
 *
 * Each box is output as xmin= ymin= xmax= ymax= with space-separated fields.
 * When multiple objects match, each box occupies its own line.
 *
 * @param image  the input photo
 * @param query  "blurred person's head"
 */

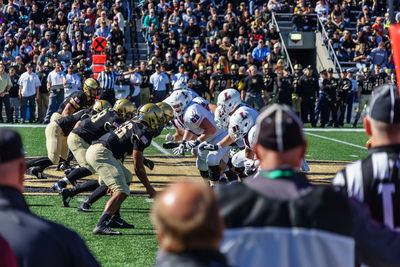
xmin=364 ymin=85 xmax=400 ymax=147
xmin=26 ymin=63 xmax=34 ymax=74
xmin=55 ymin=61 xmax=62 ymax=72
xmin=258 ymin=39 xmax=264 ymax=48
xmin=254 ymin=104 xmax=306 ymax=170
xmin=249 ymin=65 xmax=257 ymax=76
xmin=0 ymin=129 xmax=25 ymax=192
xmin=151 ymin=181 xmax=223 ymax=252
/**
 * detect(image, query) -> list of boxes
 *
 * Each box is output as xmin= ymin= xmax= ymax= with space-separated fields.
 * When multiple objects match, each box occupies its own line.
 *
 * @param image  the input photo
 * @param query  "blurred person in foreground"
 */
xmin=334 ymin=84 xmax=400 ymax=229
xmin=0 ymin=128 xmax=99 ymax=266
xmin=216 ymin=104 xmax=400 ymax=267
xmin=152 ymin=181 xmax=229 ymax=267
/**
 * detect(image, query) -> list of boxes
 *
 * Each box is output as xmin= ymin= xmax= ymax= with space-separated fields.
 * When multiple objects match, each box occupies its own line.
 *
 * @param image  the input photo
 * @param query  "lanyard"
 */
xmin=260 ymin=169 xmax=298 ymax=179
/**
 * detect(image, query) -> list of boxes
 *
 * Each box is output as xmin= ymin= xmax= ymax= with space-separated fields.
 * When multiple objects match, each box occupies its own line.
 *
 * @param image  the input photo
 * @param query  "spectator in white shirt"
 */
xmin=18 ymin=63 xmax=41 ymax=123
xmin=126 ymin=65 xmax=142 ymax=107
xmin=150 ymin=63 xmax=170 ymax=102
xmin=44 ymin=61 xmax=66 ymax=123
xmin=63 ymin=65 xmax=81 ymax=98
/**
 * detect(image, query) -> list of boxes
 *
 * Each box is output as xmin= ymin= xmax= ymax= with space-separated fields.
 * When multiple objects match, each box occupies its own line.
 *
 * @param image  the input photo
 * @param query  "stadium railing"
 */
xmin=271 ymin=12 xmax=294 ymax=73
xmin=317 ymin=16 xmax=343 ymax=74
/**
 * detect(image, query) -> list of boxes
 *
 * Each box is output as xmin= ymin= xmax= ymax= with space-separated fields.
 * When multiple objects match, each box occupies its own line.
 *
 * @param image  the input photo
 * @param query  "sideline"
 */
xmin=305 ymin=132 xmax=367 ymax=150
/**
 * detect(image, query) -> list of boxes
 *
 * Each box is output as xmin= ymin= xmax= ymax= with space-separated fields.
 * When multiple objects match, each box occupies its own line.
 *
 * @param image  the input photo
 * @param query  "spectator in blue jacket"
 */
xmin=252 ymin=39 xmax=270 ymax=67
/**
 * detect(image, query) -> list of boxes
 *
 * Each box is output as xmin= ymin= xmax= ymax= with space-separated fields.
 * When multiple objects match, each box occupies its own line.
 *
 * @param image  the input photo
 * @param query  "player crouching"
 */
xmin=87 ymin=103 xmax=164 ymax=235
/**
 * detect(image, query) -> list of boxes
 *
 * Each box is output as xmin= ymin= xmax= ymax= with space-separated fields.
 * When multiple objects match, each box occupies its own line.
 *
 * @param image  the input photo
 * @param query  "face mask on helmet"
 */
xmin=228 ymin=110 xmax=254 ymax=142
xmin=215 ymin=106 xmax=229 ymax=130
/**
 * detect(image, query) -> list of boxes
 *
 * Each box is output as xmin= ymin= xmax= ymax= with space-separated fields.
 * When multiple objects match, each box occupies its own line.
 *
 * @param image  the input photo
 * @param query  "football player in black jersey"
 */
xmin=373 ymin=64 xmax=389 ymax=87
xmin=209 ymin=64 xmax=231 ymax=104
xmin=87 ymin=104 xmax=165 ymax=235
xmin=53 ymin=78 xmax=99 ymax=121
xmin=262 ymin=63 xmax=278 ymax=104
xmin=229 ymin=64 xmax=245 ymax=91
xmin=25 ymin=100 xmax=110 ymax=179
xmin=69 ymin=102 xmax=172 ymax=213
xmin=336 ymin=70 xmax=352 ymax=127
xmin=353 ymin=67 xmax=376 ymax=127
xmin=51 ymin=100 xmax=134 ymax=200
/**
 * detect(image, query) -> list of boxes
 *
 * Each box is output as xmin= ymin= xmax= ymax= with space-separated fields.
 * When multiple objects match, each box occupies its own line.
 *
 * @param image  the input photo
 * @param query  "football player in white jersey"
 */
xmin=200 ymin=89 xmax=258 ymax=153
xmin=168 ymin=90 xmax=230 ymax=185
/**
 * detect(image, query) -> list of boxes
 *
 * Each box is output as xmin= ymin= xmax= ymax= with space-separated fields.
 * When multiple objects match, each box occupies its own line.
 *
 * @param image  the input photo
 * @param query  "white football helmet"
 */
xmin=169 ymin=89 xmax=193 ymax=116
xmin=214 ymin=106 xmax=229 ymax=130
xmin=217 ymin=88 xmax=242 ymax=115
xmin=173 ymin=80 xmax=188 ymax=91
xmin=229 ymin=109 xmax=255 ymax=142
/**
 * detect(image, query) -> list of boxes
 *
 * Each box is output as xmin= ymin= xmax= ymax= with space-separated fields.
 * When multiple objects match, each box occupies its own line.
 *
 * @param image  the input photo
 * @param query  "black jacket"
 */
xmin=0 ymin=187 xmax=100 ymax=267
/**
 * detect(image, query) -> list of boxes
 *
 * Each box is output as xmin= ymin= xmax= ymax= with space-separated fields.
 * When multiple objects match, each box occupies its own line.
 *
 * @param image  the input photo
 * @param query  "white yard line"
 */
xmin=151 ymin=140 xmax=172 ymax=155
xmin=0 ymin=124 xmax=46 ymax=128
xmin=304 ymin=128 xmax=364 ymax=132
xmin=305 ymin=132 xmax=367 ymax=150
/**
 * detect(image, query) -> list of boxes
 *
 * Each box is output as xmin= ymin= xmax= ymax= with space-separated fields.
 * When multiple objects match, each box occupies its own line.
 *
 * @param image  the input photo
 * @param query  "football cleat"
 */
xmin=30 ymin=167 xmax=47 ymax=179
xmin=92 ymin=225 xmax=122 ymax=235
xmin=52 ymin=180 xmax=67 ymax=193
xmin=60 ymin=188 xmax=72 ymax=207
xmin=108 ymin=216 xmax=135 ymax=229
xmin=57 ymin=161 xmax=71 ymax=171
xmin=76 ymin=202 xmax=92 ymax=212
xmin=143 ymin=158 xmax=154 ymax=170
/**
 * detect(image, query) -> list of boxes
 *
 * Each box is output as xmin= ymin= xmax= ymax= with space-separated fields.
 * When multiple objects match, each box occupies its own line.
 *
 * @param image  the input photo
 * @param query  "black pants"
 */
xmin=301 ymin=97 xmax=316 ymax=125
xmin=321 ymin=99 xmax=337 ymax=125
xmin=335 ymin=98 xmax=347 ymax=126
xmin=0 ymin=94 xmax=12 ymax=122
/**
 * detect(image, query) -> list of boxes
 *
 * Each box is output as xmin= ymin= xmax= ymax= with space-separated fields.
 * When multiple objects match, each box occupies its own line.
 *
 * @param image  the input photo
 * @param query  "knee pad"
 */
xmin=199 ymin=170 xmax=209 ymax=179
xmin=208 ymin=165 xmax=220 ymax=182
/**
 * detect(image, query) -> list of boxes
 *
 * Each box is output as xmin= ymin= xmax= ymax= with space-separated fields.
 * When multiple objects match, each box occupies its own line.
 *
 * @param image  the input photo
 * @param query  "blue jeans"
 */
xmin=21 ymin=94 xmax=36 ymax=122
xmin=245 ymin=92 xmax=264 ymax=110
xmin=130 ymin=94 xmax=141 ymax=108
xmin=9 ymin=97 xmax=19 ymax=120
xmin=152 ymin=90 xmax=167 ymax=103
xmin=44 ymin=90 xmax=64 ymax=123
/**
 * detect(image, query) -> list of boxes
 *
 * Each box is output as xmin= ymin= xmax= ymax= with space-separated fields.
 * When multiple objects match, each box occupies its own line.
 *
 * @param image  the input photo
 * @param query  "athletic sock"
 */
xmin=97 ymin=212 xmax=112 ymax=227
xmin=66 ymin=167 xmax=93 ymax=184
xmin=71 ymin=180 xmax=100 ymax=196
xmin=87 ymin=184 xmax=108 ymax=205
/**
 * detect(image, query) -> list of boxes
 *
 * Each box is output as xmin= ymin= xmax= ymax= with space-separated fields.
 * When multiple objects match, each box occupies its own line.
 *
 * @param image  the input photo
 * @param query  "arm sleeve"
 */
xmin=350 ymin=198 xmax=400 ymax=266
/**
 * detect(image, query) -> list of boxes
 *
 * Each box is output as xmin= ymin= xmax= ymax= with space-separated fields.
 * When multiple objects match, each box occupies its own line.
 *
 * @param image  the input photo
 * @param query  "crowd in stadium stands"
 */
xmin=0 ymin=0 xmax=397 ymax=127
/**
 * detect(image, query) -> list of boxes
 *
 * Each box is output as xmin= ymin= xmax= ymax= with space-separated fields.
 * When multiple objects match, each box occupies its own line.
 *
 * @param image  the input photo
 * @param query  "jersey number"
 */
xmin=191 ymin=114 xmax=200 ymax=123
xmin=90 ymin=109 xmax=107 ymax=123
xmin=115 ymin=121 xmax=133 ymax=139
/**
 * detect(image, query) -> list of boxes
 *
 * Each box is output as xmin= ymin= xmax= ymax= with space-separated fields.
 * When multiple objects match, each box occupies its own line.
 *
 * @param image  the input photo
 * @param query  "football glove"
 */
xmin=187 ymin=139 xmax=201 ymax=149
xmin=162 ymin=142 xmax=180 ymax=149
xmin=173 ymin=140 xmax=187 ymax=156
xmin=199 ymin=142 xmax=221 ymax=151
xmin=244 ymin=158 xmax=257 ymax=176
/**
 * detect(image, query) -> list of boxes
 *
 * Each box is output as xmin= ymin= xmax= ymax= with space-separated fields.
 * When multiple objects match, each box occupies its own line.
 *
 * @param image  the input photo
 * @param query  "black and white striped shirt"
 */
xmin=333 ymin=145 xmax=400 ymax=230
xmin=97 ymin=71 xmax=120 ymax=90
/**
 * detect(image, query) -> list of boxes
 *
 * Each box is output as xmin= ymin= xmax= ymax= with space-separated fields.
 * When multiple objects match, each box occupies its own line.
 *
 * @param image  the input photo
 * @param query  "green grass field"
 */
xmin=4 ymin=125 xmax=370 ymax=266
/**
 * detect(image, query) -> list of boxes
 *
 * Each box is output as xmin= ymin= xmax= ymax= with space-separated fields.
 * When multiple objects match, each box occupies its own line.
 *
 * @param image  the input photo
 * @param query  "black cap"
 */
xmin=320 ymin=69 xmax=327 ymax=74
xmin=155 ymin=63 xmax=161 ymax=68
xmin=26 ymin=63 xmax=34 ymax=68
xmin=255 ymin=104 xmax=305 ymax=152
xmin=105 ymin=61 xmax=113 ymax=67
xmin=306 ymin=65 xmax=312 ymax=69
xmin=0 ymin=129 xmax=24 ymax=163
xmin=367 ymin=85 xmax=400 ymax=124
xmin=327 ymin=68 xmax=333 ymax=73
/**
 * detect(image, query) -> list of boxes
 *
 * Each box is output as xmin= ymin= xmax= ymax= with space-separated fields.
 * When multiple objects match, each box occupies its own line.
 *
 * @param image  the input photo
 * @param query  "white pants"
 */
xmin=232 ymin=150 xmax=245 ymax=168
xmin=196 ymin=130 xmax=230 ymax=171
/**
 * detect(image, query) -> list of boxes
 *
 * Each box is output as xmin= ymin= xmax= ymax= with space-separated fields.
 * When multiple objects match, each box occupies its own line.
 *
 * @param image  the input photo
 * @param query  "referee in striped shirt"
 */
xmin=97 ymin=61 xmax=134 ymax=106
xmin=333 ymin=84 xmax=400 ymax=230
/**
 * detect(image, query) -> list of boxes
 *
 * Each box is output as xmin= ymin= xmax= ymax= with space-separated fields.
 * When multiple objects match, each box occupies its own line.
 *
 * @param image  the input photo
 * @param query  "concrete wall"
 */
xmin=315 ymin=32 xmax=338 ymax=77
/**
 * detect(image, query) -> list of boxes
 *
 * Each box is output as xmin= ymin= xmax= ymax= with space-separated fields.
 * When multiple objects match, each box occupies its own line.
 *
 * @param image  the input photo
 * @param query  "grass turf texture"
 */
xmin=26 ymin=195 xmax=157 ymax=266
xmin=8 ymin=126 xmax=370 ymax=266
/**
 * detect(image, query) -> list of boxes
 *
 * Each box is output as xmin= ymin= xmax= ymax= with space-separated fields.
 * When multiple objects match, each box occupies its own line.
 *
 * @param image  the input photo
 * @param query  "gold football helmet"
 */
xmin=216 ymin=64 xmax=225 ymax=71
xmin=83 ymin=78 xmax=100 ymax=98
xmin=113 ymin=99 xmax=135 ymax=121
xmin=294 ymin=64 xmax=303 ymax=71
xmin=263 ymin=63 xmax=272 ymax=70
xmin=230 ymin=64 xmax=239 ymax=71
xmin=92 ymin=100 xmax=112 ymax=112
xmin=156 ymin=102 xmax=174 ymax=124
xmin=137 ymin=103 xmax=164 ymax=133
